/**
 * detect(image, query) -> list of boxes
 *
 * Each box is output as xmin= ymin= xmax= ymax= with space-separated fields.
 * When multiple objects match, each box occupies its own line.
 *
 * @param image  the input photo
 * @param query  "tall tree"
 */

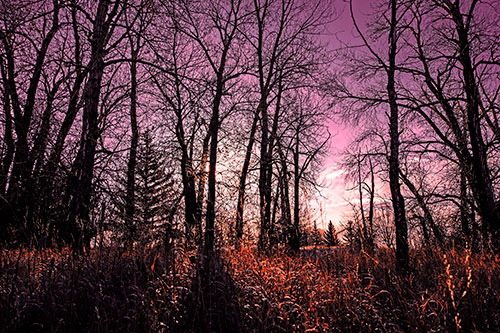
xmin=123 ymin=1 xmax=151 ymax=247
xmin=234 ymin=109 xmax=259 ymax=248
xmin=63 ymin=0 xmax=123 ymax=249
xmin=398 ymin=0 xmax=500 ymax=248
xmin=0 ymin=0 xmax=61 ymax=245
xmin=347 ymin=0 xmax=409 ymax=270
xmin=171 ymin=0 xmax=247 ymax=252
xmin=246 ymin=0 xmax=329 ymax=251
xmin=440 ymin=0 xmax=500 ymax=246
xmin=386 ymin=0 xmax=408 ymax=271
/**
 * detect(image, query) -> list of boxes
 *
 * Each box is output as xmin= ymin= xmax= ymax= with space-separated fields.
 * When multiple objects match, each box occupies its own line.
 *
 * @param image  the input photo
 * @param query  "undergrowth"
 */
xmin=1 ymin=246 xmax=499 ymax=332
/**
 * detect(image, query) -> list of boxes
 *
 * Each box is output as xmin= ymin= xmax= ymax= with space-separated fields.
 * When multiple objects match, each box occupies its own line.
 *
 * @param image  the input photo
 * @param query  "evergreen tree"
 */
xmin=113 ymin=129 xmax=177 ymax=247
xmin=324 ymin=220 xmax=339 ymax=247
xmin=135 ymin=130 xmax=177 ymax=246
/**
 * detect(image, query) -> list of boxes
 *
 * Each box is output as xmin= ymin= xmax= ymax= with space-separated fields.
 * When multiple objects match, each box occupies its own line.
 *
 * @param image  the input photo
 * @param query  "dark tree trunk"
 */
xmin=23 ymin=82 xmax=61 ymax=245
xmin=235 ymin=110 xmax=259 ymax=248
xmin=277 ymin=142 xmax=292 ymax=245
xmin=416 ymin=215 xmax=430 ymax=245
xmin=179 ymin=141 xmax=198 ymax=248
xmin=46 ymin=9 xmax=85 ymax=173
xmin=170 ymin=82 xmax=199 ymax=249
xmin=290 ymin=133 xmax=301 ymax=252
xmin=6 ymin=2 xmax=60 ymax=203
xmin=0 ymin=64 xmax=14 ymax=244
xmin=367 ymin=157 xmax=375 ymax=248
xmin=125 ymin=41 xmax=140 ymax=247
xmin=258 ymin=97 xmax=271 ymax=251
xmin=46 ymin=2 xmax=84 ymax=173
xmin=205 ymin=73 xmax=224 ymax=253
xmin=357 ymin=153 xmax=368 ymax=250
xmin=3 ymin=8 xmax=59 ymax=238
xmin=446 ymin=1 xmax=500 ymax=247
xmin=259 ymin=77 xmax=283 ymax=251
xmin=63 ymin=0 xmax=116 ymax=250
xmin=45 ymin=70 xmax=85 ymax=173
xmin=0 ymin=1 xmax=60 ymax=245
xmin=39 ymin=6 xmax=85 ymax=245
xmin=0 ymin=63 xmax=14 ymax=197
xmin=28 ymin=79 xmax=61 ymax=178
xmin=387 ymin=0 xmax=408 ymax=272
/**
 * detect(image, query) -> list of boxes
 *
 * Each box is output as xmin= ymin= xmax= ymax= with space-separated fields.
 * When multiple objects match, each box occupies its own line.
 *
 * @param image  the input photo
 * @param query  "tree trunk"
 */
xmin=367 ymin=157 xmax=375 ymax=248
xmin=0 ymin=64 xmax=14 ymax=244
xmin=0 ymin=1 xmax=60 ymax=245
xmin=6 ymin=2 xmax=60 ymax=204
xmin=277 ymin=142 xmax=292 ymax=246
xmin=63 ymin=0 xmax=114 ymax=250
xmin=205 ymin=73 xmax=224 ymax=253
xmin=196 ymin=132 xmax=211 ymax=242
xmin=235 ymin=110 xmax=259 ymax=248
xmin=23 ymin=82 xmax=61 ymax=245
xmin=387 ymin=0 xmax=408 ymax=272
xmin=446 ymin=1 xmax=500 ymax=247
xmin=357 ymin=153 xmax=368 ymax=250
xmin=125 ymin=41 xmax=140 ymax=248
xmin=291 ymin=133 xmax=301 ymax=252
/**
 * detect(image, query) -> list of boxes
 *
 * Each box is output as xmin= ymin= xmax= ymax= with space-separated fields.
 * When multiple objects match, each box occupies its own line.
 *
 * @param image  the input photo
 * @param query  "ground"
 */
xmin=1 ymin=246 xmax=499 ymax=332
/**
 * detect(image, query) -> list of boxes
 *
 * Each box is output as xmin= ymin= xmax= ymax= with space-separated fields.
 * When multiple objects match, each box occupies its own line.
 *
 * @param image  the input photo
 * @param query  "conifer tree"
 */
xmin=114 ymin=129 xmax=177 ymax=247
xmin=324 ymin=220 xmax=339 ymax=247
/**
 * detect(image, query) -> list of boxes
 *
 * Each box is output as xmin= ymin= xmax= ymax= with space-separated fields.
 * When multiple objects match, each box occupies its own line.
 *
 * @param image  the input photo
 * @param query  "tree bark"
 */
xmin=367 ymin=157 xmax=375 ymax=248
xmin=125 ymin=38 xmax=140 ymax=247
xmin=258 ymin=97 xmax=271 ymax=251
xmin=0 ymin=62 xmax=14 ymax=197
xmin=445 ymin=0 xmax=500 ymax=247
xmin=387 ymin=0 xmax=408 ymax=272
xmin=0 ymin=1 xmax=60 ymax=245
xmin=357 ymin=153 xmax=368 ymax=250
xmin=64 ymin=0 xmax=117 ymax=250
xmin=204 ymin=72 xmax=224 ymax=253
xmin=291 ymin=130 xmax=301 ymax=252
xmin=6 ymin=1 xmax=60 ymax=203
xmin=0 ymin=62 xmax=14 ymax=244
xmin=235 ymin=110 xmax=259 ymax=248
xmin=459 ymin=167 xmax=471 ymax=241
xmin=196 ymin=132 xmax=211 ymax=242
xmin=277 ymin=141 xmax=292 ymax=245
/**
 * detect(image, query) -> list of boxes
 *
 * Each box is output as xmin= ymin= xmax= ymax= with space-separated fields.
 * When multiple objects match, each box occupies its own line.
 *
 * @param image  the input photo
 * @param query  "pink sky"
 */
xmin=313 ymin=0 xmax=375 ymax=229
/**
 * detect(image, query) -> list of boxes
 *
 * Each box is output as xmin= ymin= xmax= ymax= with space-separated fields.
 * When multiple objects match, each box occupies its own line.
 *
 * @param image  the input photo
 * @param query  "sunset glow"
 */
xmin=1 ymin=0 xmax=500 ymax=331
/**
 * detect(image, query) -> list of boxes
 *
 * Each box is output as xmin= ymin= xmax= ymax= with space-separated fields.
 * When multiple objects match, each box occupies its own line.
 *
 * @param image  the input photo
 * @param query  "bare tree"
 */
xmin=396 ymin=0 xmax=500 ymax=248
xmin=345 ymin=0 xmax=409 ymax=270
xmin=169 ymin=0 xmax=247 ymax=252
xmin=0 ymin=0 xmax=62 ymax=245
xmin=63 ymin=0 xmax=125 ymax=249
xmin=241 ymin=0 xmax=330 ymax=251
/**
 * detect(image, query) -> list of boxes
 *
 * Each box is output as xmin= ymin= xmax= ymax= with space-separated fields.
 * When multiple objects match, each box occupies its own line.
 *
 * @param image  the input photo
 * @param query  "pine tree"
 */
xmin=324 ymin=220 xmax=339 ymax=247
xmin=113 ymin=129 xmax=177 ymax=247
xmin=134 ymin=129 xmax=176 ymax=246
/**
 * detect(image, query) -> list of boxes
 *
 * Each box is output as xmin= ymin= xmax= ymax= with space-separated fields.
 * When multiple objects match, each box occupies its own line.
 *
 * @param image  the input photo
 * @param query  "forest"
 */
xmin=1 ymin=0 xmax=500 ymax=331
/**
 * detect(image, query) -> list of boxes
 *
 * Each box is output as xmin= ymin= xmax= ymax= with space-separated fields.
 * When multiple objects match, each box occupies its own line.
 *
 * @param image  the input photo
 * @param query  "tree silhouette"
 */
xmin=324 ymin=221 xmax=339 ymax=247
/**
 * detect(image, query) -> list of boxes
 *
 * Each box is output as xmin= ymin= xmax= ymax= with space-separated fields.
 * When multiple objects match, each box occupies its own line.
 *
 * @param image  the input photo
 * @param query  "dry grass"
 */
xmin=0 ymin=246 xmax=195 ymax=332
xmin=1 ymin=246 xmax=499 ymax=332
xmin=225 ymin=247 xmax=500 ymax=332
